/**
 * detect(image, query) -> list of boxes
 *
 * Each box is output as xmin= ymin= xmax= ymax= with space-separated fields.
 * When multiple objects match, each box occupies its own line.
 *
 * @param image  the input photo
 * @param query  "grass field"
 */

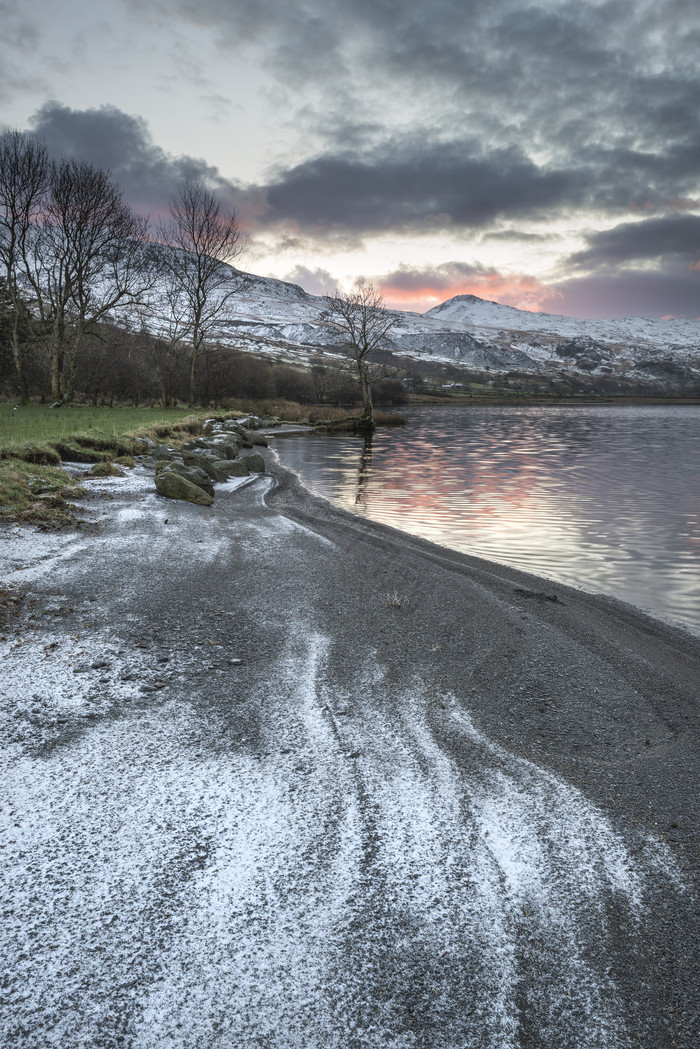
xmin=0 ymin=405 xmax=223 ymax=528
xmin=0 ymin=405 xmax=210 ymax=452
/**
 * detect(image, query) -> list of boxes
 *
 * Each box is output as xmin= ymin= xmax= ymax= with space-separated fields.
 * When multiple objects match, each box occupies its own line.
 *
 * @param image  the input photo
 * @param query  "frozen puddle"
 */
xmin=0 ymin=632 xmax=682 ymax=1048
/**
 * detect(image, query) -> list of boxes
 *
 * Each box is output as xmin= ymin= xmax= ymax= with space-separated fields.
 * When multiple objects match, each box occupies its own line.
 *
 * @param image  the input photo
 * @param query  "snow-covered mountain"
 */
xmin=148 ymin=269 xmax=700 ymax=395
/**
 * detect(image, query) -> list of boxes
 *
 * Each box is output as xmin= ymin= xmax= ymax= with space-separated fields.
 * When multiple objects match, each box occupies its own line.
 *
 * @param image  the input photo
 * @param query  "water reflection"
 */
xmin=274 ymin=405 xmax=700 ymax=635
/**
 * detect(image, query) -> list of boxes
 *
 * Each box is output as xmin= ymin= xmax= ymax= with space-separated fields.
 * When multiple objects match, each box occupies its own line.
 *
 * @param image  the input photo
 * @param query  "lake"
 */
xmin=273 ymin=404 xmax=700 ymax=636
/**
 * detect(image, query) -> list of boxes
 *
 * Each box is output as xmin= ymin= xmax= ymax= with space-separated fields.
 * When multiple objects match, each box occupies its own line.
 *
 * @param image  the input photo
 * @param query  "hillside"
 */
xmin=147 ymin=268 xmax=700 ymax=396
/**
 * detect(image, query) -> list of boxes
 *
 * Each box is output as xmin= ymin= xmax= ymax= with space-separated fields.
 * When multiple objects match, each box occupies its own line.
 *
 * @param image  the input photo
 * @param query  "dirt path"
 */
xmin=1 ymin=459 xmax=698 ymax=1048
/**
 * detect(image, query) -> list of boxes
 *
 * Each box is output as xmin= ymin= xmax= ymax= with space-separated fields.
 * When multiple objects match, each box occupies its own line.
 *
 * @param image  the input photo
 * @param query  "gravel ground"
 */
xmin=1 ymin=454 xmax=698 ymax=1049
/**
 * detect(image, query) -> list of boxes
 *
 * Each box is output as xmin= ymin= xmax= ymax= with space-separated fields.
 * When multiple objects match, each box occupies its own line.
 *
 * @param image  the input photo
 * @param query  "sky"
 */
xmin=1 ymin=0 xmax=699 ymax=319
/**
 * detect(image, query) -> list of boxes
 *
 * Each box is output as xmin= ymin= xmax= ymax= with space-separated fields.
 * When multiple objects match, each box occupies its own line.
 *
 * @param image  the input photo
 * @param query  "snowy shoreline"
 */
xmin=1 ymin=460 xmax=699 ymax=1048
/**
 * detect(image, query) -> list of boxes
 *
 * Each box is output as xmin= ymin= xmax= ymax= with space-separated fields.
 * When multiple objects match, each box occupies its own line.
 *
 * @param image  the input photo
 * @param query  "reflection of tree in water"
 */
xmin=355 ymin=433 xmax=373 ymax=509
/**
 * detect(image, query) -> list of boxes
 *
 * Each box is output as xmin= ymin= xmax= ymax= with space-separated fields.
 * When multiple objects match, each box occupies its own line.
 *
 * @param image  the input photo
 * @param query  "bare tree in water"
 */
xmin=326 ymin=280 xmax=394 ymax=429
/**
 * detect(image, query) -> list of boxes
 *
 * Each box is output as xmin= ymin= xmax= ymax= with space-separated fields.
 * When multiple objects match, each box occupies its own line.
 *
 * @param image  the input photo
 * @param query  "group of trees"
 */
xmin=0 ymin=128 xmax=399 ymax=425
xmin=0 ymin=129 xmax=244 ymax=408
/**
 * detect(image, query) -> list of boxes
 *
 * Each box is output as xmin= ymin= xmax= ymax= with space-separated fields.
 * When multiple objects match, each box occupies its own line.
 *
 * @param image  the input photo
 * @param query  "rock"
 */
xmin=154 ymin=457 xmax=184 ymax=475
xmin=133 ymin=436 xmax=156 ymax=454
xmin=248 ymin=433 xmax=268 ymax=447
xmin=216 ymin=459 xmax=250 ymax=477
xmin=210 ymin=439 xmax=241 ymax=459
xmin=153 ymin=445 xmax=177 ymax=460
xmin=182 ymin=437 xmax=239 ymax=458
xmin=155 ymin=470 xmax=214 ymax=505
xmin=181 ymin=453 xmax=229 ymax=482
xmin=241 ymin=453 xmax=265 ymax=473
xmin=157 ymin=462 xmax=215 ymax=497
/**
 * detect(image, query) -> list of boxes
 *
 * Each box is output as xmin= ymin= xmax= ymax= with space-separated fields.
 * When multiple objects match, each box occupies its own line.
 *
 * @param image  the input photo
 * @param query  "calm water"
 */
xmin=274 ymin=405 xmax=700 ymax=635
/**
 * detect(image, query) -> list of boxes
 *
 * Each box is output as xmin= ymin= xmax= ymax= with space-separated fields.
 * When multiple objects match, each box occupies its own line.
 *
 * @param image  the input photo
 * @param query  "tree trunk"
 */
xmin=359 ymin=367 xmax=375 ymax=429
xmin=50 ymin=348 xmax=61 ymax=401
xmin=189 ymin=339 xmax=199 ymax=407
xmin=10 ymin=339 xmax=30 ymax=405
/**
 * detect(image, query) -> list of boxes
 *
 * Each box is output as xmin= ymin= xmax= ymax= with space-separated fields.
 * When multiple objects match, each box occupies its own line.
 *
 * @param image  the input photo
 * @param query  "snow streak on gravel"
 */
xmin=0 ymin=626 xmax=683 ymax=1048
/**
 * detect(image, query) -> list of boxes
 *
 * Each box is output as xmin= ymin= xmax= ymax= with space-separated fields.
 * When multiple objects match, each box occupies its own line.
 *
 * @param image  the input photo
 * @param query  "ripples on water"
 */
xmin=274 ymin=405 xmax=700 ymax=635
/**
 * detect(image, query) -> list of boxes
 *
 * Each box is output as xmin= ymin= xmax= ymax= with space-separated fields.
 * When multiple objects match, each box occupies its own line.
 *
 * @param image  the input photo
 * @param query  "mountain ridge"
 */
xmin=144 ymin=265 xmax=700 ymax=396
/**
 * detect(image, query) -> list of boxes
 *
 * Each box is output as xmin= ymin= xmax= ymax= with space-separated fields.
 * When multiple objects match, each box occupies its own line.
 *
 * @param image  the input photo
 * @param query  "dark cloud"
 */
xmin=570 ymin=215 xmax=700 ymax=270
xmin=27 ymin=101 xmax=264 ymax=224
xmin=548 ymin=215 xmax=700 ymax=317
xmin=264 ymin=144 xmax=581 ymax=233
xmin=544 ymin=267 xmax=700 ymax=320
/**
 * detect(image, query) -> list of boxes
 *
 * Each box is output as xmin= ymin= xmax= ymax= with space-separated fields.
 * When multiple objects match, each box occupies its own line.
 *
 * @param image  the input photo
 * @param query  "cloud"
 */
xmin=542 ymin=268 xmax=700 ymax=320
xmin=0 ymin=4 xmax=48 ymax=102
xmin=264 ymin=143 xmax=582 ymax=234
xmin=27 ymin=101 xmax=266 ymax=226
xmin=125 ymin=1 xmax=700 ymax=239
xmin=279 ymin=265 xmax=337 ymax=296
xmin=570 ymin=214 xmax=700 ymax=270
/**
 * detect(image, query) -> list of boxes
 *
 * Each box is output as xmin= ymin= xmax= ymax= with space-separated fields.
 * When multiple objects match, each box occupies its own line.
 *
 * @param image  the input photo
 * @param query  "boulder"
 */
xmin=155 ymin=470 xmax=213 ymax=505
xmin=158 ymin=462 xmax=215 ymax=496
xmin=216 ymin=459 xmax=250 ymax=477
xmin=241 ymin=453 xmax=265 ymax=473
xmin=133 ymin=436 xmax=156 ymax=455
xmin=154 ymin=457 xmax=184 ymax=474
xmin=153 ymin=445 xmax=176 ymax=460
xmin=248 ymin=433 xmax=268 ymax=447
xmin=185 ymin=440 xmax=226 ymax=458
xmin=210 ymin=439 xmax=241 ymax=459
xmin=182 ymin=452 xmax=229 ymax=482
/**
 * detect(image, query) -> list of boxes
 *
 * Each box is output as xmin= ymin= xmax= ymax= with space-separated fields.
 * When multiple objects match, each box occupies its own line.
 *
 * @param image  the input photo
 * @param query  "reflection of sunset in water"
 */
xmin=275 ymin=405 xmax=700 ymax=635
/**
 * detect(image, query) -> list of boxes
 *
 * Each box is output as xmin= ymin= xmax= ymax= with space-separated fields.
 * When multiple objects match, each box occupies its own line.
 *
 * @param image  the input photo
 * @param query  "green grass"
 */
xmin=0 ymin=404 xmax=209 ymax=455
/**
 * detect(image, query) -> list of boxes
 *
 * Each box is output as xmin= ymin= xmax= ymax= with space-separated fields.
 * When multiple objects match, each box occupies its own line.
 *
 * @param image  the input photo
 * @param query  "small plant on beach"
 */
xmin=386 ymin=590 xmax=408 ymax=608
xmin=84 ymin=462 xmax=125 ymax=478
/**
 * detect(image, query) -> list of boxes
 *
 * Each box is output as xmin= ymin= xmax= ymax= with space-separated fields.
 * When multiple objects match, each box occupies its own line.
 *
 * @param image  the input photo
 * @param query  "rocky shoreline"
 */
xmin=133 ymin=414 xmax=273 ymax=505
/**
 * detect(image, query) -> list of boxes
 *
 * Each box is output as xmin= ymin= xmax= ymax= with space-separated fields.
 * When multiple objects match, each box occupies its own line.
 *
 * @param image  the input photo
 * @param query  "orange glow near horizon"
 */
xmin=380 ymin=274 xmax=558 ymax=314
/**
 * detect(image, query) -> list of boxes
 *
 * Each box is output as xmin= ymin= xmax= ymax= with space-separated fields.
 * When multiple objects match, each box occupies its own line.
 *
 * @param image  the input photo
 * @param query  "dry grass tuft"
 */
xmin=0 ymin=460 xmax=84 ymax=529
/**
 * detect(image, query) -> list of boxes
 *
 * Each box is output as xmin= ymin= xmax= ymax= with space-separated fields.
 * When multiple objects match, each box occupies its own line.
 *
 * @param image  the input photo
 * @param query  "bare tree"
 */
xmin=23 ymin=158 xmax=154 ymax=402
xmin=0 ymin=131 xmax=49 ymax=403
xmin=134 ymin=277 xmax=192 ymax=407
xmin=158 ymin=180 xmax=246 ymax=405
xmin=326 ymin=280 xmax=395 ymax=428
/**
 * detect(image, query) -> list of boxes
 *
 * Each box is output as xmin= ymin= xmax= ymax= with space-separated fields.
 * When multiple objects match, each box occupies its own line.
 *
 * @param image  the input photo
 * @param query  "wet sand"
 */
xmin=1 ymin=456 xmax=698 ymax=1048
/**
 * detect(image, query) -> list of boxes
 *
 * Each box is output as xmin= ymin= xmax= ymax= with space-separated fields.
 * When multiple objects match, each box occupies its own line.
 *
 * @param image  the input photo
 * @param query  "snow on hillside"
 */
xmin=140 ymin=265 xmax=700 ymax=393
xmin=426 ymin=294 xmax=700 ymax=350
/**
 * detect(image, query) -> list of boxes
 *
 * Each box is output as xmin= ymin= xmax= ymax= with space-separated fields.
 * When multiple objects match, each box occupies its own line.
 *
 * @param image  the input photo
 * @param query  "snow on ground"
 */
xmin=0 ymin=472 xmax=689 ymax=1048
xmin=0 ymin=620 xmax=683 ymax=1048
